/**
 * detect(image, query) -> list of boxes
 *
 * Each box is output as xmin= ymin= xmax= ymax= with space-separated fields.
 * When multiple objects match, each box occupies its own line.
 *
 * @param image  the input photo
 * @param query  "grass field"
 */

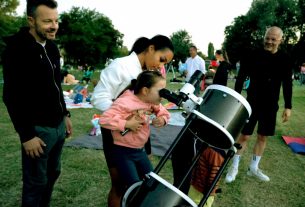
xmin=0 ymin=68 xmax=304 ymax=207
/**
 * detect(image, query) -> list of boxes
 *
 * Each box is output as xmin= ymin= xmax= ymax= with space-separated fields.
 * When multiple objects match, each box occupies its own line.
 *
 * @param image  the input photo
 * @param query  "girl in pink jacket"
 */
xmin=100 ymin=70 xmax=170 ymax=187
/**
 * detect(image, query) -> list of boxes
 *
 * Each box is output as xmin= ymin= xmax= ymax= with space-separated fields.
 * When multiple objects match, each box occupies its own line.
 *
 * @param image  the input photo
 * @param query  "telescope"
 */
xmin=121 ymin=70 xmax=252 ymax=207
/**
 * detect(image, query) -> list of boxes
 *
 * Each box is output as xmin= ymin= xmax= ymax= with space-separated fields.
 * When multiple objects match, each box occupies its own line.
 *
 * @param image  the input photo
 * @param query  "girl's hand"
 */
xmin=125 ymin=114 xmax=145 ymax=132
xmin=152 ymin=117 xmax=165 ymax=128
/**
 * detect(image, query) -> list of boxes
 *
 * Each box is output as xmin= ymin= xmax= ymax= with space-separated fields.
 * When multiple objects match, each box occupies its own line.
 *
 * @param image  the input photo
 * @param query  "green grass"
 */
xmin=0 ymin=69 xmax=305 ymax=207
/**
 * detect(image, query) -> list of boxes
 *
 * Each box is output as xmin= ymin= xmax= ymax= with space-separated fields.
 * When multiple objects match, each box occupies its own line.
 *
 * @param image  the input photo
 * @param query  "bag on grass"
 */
xmin=74 ymin=93 xmax=83 ymax=104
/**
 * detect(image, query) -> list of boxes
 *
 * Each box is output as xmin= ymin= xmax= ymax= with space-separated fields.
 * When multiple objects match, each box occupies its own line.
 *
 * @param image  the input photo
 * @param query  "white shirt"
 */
xmin=185 ymin=55 xmax=206 ymax=81
xmin=91 ymin=52 xmax=142 ymax=112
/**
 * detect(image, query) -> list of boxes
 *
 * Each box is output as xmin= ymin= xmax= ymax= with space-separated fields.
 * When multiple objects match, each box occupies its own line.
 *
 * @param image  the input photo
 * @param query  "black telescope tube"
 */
xmin=188 ymin=70 xmax=204 ymax=86
xmin=159 ymin=88 xmax=185 ymax=107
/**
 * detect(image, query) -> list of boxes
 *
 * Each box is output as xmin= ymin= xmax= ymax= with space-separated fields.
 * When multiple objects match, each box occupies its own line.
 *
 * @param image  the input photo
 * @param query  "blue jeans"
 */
xmin=21 ymin=120 xmax=65 ymax=207
xmin=112 ymin=145 xmax=153 ymax=187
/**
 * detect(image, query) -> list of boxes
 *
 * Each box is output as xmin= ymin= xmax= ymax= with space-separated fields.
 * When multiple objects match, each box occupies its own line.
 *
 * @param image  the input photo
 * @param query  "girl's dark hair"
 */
xmin=27 ymin=0 xmax=58 ymax=17
xmin=129 ymin=34 xmax=174 ymax=55
xmin=129 ymin=70 xmax=165 ymax=94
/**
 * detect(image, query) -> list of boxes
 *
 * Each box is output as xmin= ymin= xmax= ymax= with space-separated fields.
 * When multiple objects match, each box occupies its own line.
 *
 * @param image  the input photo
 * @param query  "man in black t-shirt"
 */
xmin=225 ymin=26 xmax=293 ymax=183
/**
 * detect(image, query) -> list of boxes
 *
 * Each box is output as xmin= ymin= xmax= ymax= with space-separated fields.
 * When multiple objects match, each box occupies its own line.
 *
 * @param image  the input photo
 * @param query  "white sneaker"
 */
xmin=247 ymin=168 xmax=270 ymax=181
xmin=225 ymin=166 xmax=238 ymax=183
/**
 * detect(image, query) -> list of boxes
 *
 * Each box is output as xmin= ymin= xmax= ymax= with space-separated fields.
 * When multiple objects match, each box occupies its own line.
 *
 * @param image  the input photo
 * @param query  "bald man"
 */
xmin=225 ymin=26 xmax=293 ymax=183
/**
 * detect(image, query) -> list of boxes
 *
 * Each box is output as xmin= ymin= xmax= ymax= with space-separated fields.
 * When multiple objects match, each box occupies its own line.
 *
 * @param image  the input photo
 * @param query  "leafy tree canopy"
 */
xmin=170 ymin=30 xmax=193 ymax=65
xmin=58 ymin=7 xmax=123 ymax=67
xmin=208 ymin=42 xmax=215 ymax=60
xmin=0 ymin=0 xmax=26 ymax=62
xmin=223 ymin=0 xmax=305 ymax=68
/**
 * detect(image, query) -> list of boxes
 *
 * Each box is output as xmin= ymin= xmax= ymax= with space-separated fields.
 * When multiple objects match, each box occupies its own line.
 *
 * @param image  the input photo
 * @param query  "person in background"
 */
xmin=81 ymin=65 xmax=94 ymax=84
xmin=185 ymin=45 xmax=207 ymax=94
xmin=160 ymin=65 xmax=166 ymax=77
xmin=178 ymin=58 xmax=187 ymax=78
xmin=188 ymin=50 xmax=229 ymax=206
xmin=2 ymin=0 xmax=72 ymax=206
xmin=188 ymin=147 xmax=225 ymax=207
xmin=171 ymin=46 xmax=206 ymax=194
xmin=213 ymin=49 xmax=232 ymax=86
xmin=62 ymin=70 xmax=80 ymax=85
xmin=225 ymin=26 xmax=293 ymax=183
xmin=300 ymin=62 xmax=305 ymax=85
xmin=236 ymin=60 xmax=240 ymax=76
xmin=100 ymin=71 xmax=170 ymax=189
xmin=60 ymin=55 xmax=64 ymax=67
xmin=91 ymin=35 xmax=174 ymax=207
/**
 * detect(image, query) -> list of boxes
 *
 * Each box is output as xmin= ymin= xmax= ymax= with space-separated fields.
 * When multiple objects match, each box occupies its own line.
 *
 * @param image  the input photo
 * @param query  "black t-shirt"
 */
xmin=235 ymin=49 xmax=293 ymax=110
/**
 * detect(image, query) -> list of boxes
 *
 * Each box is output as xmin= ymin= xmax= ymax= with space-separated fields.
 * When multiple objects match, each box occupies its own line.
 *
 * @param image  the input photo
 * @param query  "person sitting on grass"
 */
xmin=188 ymin=147 xmax=225 ymax=207
xmin=81 ymin=65 xmax=94 ymax=83
xmin=62 ymin=70 xmax=79 ymax=85
xmin=99 ymin=70 xmax=170 ymax=189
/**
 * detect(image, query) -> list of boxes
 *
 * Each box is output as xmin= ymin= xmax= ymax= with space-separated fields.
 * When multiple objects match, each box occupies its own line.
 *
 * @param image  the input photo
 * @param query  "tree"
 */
xmin=0 ymin=0 xmax=25 ymax=62
xmin=58 ymin=7 xmax=124 ymax=67
xmin=292 ymin=0 xmax=305 ymax=67
xmin=298 ymin=0 xmax=305 ymax=40
xmin=247 ymin=0 xmax=300 ymax=46
xmin=223 ymin=0 xmax=304 ymax=67
xmin=207 ymin=42 xmax=215 ymax=60
xmin=0 ymin=0 xmax=19 ymax=15
xmin=170 ymin=30 xmax=193 ymax=67
xmin=223 ymin=15 xmax=255 ymax=64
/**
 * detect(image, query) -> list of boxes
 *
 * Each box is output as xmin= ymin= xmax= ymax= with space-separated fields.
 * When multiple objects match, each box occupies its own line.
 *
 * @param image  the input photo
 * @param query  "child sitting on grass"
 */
xmin=188 ymin=147 xmax=225 ymax=207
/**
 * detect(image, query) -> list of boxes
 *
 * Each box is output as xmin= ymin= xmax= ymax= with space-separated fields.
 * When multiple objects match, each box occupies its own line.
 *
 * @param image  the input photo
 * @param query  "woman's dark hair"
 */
xmin=62 ymin=70 xmax=68 ymax=76
xmin=27 ymin=0 xmax=58 ymax=17
xmin=129 ymin=35 xmax=174 ymax=55
xmin=215 ymin=50 xmax=222 ymax=55
xmin=216 ymin=49 xmax=230 ymax=64
xmin=129 ymin=70 xmax=165 ymax=94
xmin=60 ymin=70 xmax=68 ymax=82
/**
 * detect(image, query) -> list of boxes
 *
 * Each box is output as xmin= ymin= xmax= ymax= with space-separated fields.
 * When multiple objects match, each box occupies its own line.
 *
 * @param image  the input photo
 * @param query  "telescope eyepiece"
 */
xmin=159 ymin=89 xmax=184 ymax=106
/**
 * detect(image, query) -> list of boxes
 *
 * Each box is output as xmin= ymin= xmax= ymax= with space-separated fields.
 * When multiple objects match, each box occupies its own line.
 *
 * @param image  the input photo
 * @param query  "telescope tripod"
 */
xmin=154 ymin=113 xmax=241 ymax=207
xmin=123 ymin=112 xmax=241 ymax=207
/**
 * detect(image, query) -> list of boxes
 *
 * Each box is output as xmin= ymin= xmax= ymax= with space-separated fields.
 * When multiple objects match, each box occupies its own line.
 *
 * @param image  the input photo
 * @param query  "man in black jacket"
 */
xmin=225 ymin=26 xmax=292 ymax=183
xmin=2 ymin=0 xmax=72 ymax=206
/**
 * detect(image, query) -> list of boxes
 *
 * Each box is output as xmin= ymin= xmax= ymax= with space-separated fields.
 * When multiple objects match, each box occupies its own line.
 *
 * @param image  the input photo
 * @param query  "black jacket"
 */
xmin=2 ymin=27 xmax=68 ymax=143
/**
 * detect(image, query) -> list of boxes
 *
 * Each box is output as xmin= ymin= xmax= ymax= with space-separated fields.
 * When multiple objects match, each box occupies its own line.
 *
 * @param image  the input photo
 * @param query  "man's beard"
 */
xmin=35 ymin=26 xmax=56 ymax=41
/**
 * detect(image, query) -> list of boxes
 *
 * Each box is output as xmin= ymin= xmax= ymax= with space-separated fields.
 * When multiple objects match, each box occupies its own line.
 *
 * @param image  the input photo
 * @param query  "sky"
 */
xmin=17 ymin=0 xmax=253 ymax=54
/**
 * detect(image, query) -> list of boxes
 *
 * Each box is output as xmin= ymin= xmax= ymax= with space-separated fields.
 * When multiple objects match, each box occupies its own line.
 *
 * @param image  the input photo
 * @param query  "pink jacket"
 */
xmin=99 ymin=90 xmax=170 ymax=149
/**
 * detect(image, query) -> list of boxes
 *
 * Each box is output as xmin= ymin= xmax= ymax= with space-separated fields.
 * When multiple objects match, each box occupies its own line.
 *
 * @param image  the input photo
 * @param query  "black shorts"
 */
xmin=241 ymin=105 xmax=278 ymax=136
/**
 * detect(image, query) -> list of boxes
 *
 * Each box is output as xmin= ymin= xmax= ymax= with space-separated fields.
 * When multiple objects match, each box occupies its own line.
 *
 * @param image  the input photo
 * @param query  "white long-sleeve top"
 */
xmin=185 ymin=55 xmax=206 ymax=81
xmin=91 ymin=52 xmax=142 ymax=112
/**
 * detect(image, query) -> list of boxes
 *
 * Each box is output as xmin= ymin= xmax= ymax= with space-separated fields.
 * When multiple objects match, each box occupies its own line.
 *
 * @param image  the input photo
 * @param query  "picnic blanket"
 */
xmin=65 ymin=99 xmax=93 ymax=109
xmin=65 ymin=125 xmax=183 ymax=157
xmin=63 ymin=87 xmax=93 ymax=109
xmin=282 ymin=136 xmax=305 ymax=155
xmin=65 ymin=111 xmax=185 ymax=156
